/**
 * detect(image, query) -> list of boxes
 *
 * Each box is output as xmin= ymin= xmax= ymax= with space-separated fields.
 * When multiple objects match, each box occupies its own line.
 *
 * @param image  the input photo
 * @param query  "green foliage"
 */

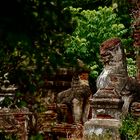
xmin=63 ymin=0 xmax=112 ymax=10
xmin=127 ymin=58 xmax=137 ymax=77
xmin=120 ymin=114 xmax=140 ymax=140
xmin=0 ymin=97 xmax=13 ymax=107
xmin=65 ymin=6 xmax=128 ymax=78
xmin=0 ymin=133 xmax=18 ymax=140
xmin=0 ymin=0 xmax=75 ymax=110
xmin=29 ymin=133 xmax=44 ymax=140
xmin=108 ymin=0 xmax=129 ymax=6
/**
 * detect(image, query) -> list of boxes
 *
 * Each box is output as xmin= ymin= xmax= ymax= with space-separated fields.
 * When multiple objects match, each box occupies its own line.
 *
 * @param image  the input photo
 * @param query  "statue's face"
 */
xmin=100 ymin=46 xmax=114 ymax=65
xmin=100 ymin=43 xmax=122 ymax=65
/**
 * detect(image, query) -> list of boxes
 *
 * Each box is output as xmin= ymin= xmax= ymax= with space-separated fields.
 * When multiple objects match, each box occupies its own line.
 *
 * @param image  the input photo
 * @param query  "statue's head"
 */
xmin=100 ymin=38 xmax=125 ymax=66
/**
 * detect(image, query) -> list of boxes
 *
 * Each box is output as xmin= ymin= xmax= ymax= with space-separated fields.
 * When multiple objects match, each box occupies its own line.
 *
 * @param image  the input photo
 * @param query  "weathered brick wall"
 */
xmin=0 ymin=68 xmax=81 ymax=139
xmin=130 ymin=0 xmax=140 ymax=81
xmin=41 ymin=68 xmax=73 ymax=106
xmin=0 ymin=108 xmax=29 ymax=140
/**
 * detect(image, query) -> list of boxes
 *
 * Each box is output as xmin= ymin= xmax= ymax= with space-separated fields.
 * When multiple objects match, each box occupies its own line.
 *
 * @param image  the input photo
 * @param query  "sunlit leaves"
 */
xmin=65 ymin=6 xmax=127 ymax=78
xmin=127 ymin=58 xmax=136 ymax=77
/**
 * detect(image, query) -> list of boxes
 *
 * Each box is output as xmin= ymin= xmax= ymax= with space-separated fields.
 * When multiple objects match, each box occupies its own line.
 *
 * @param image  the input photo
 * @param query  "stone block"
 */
xmin=84 ymin=118 xmax=121 ymax=140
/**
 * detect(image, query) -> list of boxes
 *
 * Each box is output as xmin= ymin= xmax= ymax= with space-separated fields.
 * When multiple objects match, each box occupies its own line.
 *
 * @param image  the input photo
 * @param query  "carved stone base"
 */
xmin=83 ymin=118 xmax=121 ymax=140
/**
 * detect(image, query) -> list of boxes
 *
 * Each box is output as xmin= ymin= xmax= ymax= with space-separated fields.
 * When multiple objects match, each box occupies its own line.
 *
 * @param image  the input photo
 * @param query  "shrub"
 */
xmin=120 ymin=114 xmax=140 ymax=140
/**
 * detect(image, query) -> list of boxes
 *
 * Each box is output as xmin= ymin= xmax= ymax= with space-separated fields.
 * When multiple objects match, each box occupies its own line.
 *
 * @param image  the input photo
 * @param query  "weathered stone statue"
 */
xmin=57 ymin=71 xmax=92 ymax=124
xmin=95 ymin=38 xmax=138 ymax=116
xmin=84 ymin=38 xmax=140 ymax=140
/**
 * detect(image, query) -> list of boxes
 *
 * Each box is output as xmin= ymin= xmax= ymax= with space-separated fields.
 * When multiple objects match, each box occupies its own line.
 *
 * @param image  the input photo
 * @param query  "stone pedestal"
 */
xmin=90 ymin=87 xmax=123 ymax=118
xmin=84 ymin=118 xmax=121 ymax=140
xmin=83 ymin=88 xmax=123 ymax=140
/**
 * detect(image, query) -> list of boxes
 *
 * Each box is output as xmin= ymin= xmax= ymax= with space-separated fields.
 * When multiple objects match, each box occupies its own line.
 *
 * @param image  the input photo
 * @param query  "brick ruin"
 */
xmin=0 ymin=2 xmax=140 ymax=140
xmin=0 ymin=77 xmax=29 ymax=140
xmin=1 ymin=46 xmax=140 ymax=139
xmin=129 ymin=0 xmax=140 ymax=117
xmin=0 ymin=68 xmax=86 ymax=139
xmin=0 ymin=108 xmax=29 ymax=140
xmin=131 ymin=0 xmax=140 ymax=81
xmin=2 ymin=36 xmax=140 ymax=139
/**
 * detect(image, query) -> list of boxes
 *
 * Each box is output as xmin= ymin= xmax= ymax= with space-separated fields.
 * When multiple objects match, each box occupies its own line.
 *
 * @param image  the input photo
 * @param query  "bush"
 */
xmin=120 ymin=114 xmax=140 ymax=140
xmin=127 ymin=58 xmax=136 ymax=77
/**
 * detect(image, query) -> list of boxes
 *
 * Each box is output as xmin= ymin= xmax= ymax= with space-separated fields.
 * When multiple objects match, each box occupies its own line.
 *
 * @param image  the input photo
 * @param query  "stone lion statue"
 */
xmin=57 ymin=71 xmax=92 ymax=124
xmin=96 ymin=38 xmax=140 ymax=115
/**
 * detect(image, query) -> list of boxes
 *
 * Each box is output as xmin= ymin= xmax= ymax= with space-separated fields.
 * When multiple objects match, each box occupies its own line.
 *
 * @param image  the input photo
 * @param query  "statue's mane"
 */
xmin=100 ymin=38 xmax=121 ymax=50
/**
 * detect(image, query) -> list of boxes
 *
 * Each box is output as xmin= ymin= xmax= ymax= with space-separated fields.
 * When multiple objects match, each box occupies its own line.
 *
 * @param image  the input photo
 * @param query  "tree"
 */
xmin=64 ymin=6 xmax=128 ymax=78
xmin=0 ymin=0 xmax=75 ymax=108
